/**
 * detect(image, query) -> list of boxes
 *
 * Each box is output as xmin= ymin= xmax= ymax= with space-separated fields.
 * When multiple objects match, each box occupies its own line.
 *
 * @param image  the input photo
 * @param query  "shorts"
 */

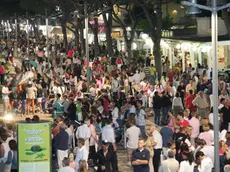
xmin=127 ymin=148 xmax=135 ymax=155
xmin=37 ymin=98 xmax=42 ymax=103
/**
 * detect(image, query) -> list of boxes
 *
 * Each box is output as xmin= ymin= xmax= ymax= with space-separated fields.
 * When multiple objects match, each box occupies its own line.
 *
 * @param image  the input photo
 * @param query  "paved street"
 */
xmin=117 ymin=147 xmax=133 ymax=172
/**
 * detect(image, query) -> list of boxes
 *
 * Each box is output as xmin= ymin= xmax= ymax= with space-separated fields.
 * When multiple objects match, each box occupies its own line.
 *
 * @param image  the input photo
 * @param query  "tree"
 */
xmin=97 ymin=0 xmax=114 ymax=57
xmin=136 ymin=0 xmax=163 ymax=80
xmin=112 ymin=2 xmax=140 ymax=62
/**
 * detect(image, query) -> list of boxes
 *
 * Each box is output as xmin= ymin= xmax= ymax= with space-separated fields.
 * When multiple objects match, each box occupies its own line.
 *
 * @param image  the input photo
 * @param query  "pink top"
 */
xmin=189 ymin=117 xmax=200 ymax=138
xmin=199 ymin=131 xmax=214 ymax=146
xmin=168 ymin=117 xmax=175 ymax=132
xmin=69 ymin=161 xmax=76 ymax=169
xmin=96 ymin=79 xmax=103 ymax=89
xmin=0 ymin=65 xmax=5 ymax=75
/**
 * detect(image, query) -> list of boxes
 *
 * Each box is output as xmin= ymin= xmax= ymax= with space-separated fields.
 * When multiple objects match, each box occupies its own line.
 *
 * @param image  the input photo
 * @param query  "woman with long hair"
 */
xmin=78 ymin=160 xmax=88 ymax=172
xmin=179 ymin=152 xmax=195 ymax=172
xmin=145 ymin=126 xmax=156 ymax=172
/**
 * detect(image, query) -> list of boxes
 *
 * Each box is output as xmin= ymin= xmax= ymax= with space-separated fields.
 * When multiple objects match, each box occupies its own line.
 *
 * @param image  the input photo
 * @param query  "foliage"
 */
xmin=20 ymin=0 xmax=47 ymax=15
xmin=162 ymin=15 xmax=174 ymax=30
xmin=133 ymin=49 xmax=146 ymax=59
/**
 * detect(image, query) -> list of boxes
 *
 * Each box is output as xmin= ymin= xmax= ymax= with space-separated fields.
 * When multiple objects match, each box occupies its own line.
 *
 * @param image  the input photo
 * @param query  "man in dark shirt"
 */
xmin=132 ymin=138 xmax=150 ymax=172
xmin=153 ymin=91 xmax=162 ymax=125
xmin=53 ymin=124 xmax=69 ymax=168
xmin=161 ymin=91 xmax=172 ymax=124
xmin=66 ymin=98 xmax=76 ymax=122
xmin=221 ymin=100 xmax=230 ymax=127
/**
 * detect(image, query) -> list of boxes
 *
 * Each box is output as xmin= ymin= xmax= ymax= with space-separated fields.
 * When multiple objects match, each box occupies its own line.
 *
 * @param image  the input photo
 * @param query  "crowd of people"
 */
xmin=0 ymin=34 xmax=230 ymax=172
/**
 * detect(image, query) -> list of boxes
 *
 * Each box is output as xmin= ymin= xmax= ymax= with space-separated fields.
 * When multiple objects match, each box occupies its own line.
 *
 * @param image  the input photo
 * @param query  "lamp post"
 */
xmin=6 ymin=20 xmax=10 ymax=44
xmin=26 ymin=12 xmax=29 ymax=55
xmin=182 ymin=1 xmax=230 ymax=171
xmin=45 ymin=9 xmax=49 ymax=62
xmin=15 ymin=14 xmax=18 ymax=58
xmin=84 ymin=2 xmax=90 ymax=92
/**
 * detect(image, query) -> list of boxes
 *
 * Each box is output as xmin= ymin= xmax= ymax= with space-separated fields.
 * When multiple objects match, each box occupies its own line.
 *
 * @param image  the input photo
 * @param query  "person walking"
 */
xmin=145 ymin=126 xmax=156 ymax=172
xmin=195 ymin=151 xmax=213 ymax=172
xmin=152 ymin=125 xmax=163 ymax=172
xmin=192 ymin=91 xmax=209 ymax=119
xmin=54 ymin=124 xmax=69 ymax=168
xmin=4 ymin=140 xmax=17 ymax=172
xmin=26 ymin=81 xmax=37 ymax=115
xmin=75 ymin=138 xmax=89 ymax=172
xmin=160 ymin=150 xmax=179 ymax=172
xmin=172 ymin=92 xmax=184 ymax=116
xmin=101 ymin=118 xmax=118 ymax=171
xmin=2 ymin=82 xmax=11 ymax=114
xmin=0 ymin=63 xmax=5 ymax=84
xmin=152 ymin=91 xmax=162 ymax=125
xmin=125 ymin=119 xmax=141 ymax=166
xmin=135 ymin=100 xmax=147 ymax=137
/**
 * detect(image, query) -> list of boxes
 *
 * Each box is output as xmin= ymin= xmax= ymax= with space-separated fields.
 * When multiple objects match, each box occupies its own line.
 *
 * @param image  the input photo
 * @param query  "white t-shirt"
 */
xmin=179 ymin=161 xmax=195 ymax=172
xmin=126 ymin=126 xmax=141 ymax=149
xmin=133 ymin=73 xmax=141 ymax=84
xmin=153 ymin=130 xmax=163 ymax=149
xmin=58 ymin=166 xmax=75 ymax=172
xmin=2 ymin=86 xmax=9 ymax=100
xmin=199 ymin=157 xmax=214 ymax=172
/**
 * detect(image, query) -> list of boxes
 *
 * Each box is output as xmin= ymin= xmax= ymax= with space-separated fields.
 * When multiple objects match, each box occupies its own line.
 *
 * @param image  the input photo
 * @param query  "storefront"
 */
xmin=161 ymin=38 xmax=230 ymax=71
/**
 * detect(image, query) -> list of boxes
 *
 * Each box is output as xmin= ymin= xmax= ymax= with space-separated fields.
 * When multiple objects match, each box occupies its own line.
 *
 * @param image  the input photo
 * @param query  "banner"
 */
xmin=18 ymin=123 xmax=51 ymax=172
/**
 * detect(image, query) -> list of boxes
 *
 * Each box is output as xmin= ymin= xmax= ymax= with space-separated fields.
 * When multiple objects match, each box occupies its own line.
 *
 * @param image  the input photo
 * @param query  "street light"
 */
xmin=182 ymin=0 xmax=230 ymax=171
xmin=84 ymin=2 xmax=90 ymax=92
xmin=45 ymin=9 xmax=49 ymax=62
xmin=26 ymin=12 xmax=29 ymax=55
xmin=15 ymin=13 xmax=18 ymax=58
xmin=185 ymin=0 xmax=201 ymax=14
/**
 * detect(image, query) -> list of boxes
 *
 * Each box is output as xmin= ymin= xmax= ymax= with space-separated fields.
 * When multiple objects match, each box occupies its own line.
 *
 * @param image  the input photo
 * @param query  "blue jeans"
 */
xmin=153 ymin=108 xmax=161 ymax=125
xmin=162 ymin=106 xmax=170 ymax=123
xmin=149 ymin=75 xmax=156 ymax=85
xmin=21 ymin=100 xmax=26 ymax=115
xmin=42 ymin=101 xmax=46 ymax=112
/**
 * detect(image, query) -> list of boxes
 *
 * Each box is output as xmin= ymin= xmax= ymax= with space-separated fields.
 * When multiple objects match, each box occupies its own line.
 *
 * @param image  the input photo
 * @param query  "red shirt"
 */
xmin=0 ymin=65 xmax=5 ymax=75
xmin=68 ymin=49 xmax=73 ymax=58
xmin=103 ymin=99 xmax=110 ymax=113
xmin=168 ymin=71 xmax=174 ymax=82
xmin=185 ymin=94 xmax=196 ymax=111
xmin=177 ymin=119 xmax=189 ymax=127
xmin=116 ymin=57 xmax=122 ymax=65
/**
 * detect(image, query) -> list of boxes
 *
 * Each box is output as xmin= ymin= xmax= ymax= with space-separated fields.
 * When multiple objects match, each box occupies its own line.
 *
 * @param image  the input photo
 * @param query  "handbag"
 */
xmin=3 ymin=151 xmax=13 ymax=172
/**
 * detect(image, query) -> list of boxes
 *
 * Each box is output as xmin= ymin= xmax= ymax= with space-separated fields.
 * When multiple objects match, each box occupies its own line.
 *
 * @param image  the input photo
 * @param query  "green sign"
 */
xmin=18 ymin=123 xmax=51 ymax=172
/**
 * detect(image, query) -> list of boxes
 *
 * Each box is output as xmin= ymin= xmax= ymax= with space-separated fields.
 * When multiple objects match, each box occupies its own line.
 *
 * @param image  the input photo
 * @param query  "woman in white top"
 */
xmin=179 ymin=152 xmax=195 ymax=172
xmin=172 ymin=92 xmax=184 ymax=115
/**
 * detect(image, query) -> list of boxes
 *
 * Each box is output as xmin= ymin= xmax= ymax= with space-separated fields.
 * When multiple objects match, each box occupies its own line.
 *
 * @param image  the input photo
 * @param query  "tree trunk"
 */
xmin=61 ymin=21 xmax=68 ymax=50
xmin=103 ymin=12 xmax=113 ymax=57
xmin=93 ymin=17 xmax=100 ymax=56
xmin=126 ymin=40 xmax=133 ymax=62
xmin=153 ymin=37 xmax=162 ymax=81
xmin=153 ymin=0 xmax=163 ymax=80
xmin=74 ymin=28 xmax=80 ymax=48
xmin=79 ymin=25 xmax=85 ymax=56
